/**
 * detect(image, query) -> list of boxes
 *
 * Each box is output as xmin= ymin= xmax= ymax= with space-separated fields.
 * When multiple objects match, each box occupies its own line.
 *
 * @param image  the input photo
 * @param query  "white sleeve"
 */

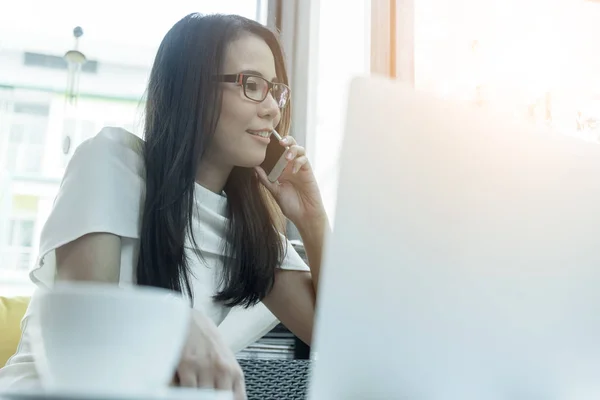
xmin=221 ymin=238 xmax=311 ymax=352
xmin=30 ymin=128 xmax=145 ymax=288
xmin=219 ymin=303 xmax=280 ymax=354
xmin=279 ymin=237 xmax=310 ymax=271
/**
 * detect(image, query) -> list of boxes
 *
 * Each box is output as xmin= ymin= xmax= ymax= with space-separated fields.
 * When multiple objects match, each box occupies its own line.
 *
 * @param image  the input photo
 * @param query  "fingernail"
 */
xmin=286 ymin=152 xmax=293 ymax=160
xmin=281 ymin=137 xmax=289 ymax=144
xmin=293 ymin=165 xmax=299 ymax=174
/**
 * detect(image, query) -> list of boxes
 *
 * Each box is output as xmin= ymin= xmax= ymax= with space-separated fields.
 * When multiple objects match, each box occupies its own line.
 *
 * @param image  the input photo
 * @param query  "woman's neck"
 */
xmin=195 ymin=158 xmax=233 ymax=194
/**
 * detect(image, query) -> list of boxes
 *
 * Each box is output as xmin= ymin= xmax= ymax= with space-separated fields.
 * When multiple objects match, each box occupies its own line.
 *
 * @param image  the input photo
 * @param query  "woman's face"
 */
xmin=207 ymin=33 xmax=282 ymax=170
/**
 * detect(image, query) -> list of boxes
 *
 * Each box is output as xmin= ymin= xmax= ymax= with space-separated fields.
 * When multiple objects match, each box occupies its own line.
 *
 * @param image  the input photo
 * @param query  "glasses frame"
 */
xmin=216 ymin=73 xmax=291 ymax=109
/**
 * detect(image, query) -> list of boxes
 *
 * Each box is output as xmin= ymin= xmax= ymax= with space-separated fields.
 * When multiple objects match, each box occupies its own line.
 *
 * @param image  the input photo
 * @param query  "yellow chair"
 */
xmin=0 ymin=296 xmax=30 ymax=367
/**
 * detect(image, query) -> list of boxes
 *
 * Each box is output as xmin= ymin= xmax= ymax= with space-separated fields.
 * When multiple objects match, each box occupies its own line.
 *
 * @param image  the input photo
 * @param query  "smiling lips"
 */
xmin=246 ymin=129 xmax=272 ymax=138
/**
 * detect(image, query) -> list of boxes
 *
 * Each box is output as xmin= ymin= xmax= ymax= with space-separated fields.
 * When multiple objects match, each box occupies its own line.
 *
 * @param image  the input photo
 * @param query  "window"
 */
xmin=9 ymin=124 xmax=25 ymax=143
xmin=0 ymin=217 xmax=36 ymax=295
xmin=5 ymin=103 xmax=49 ymax=175
xmin=0 ymin=1 xmax=263 ymax=295
xmin=310 ymin=0 xmax=372 ymax=224
xmin=8 ymin=219 xmax=35 ymax=248
xmin=412 ymin=0 xmax=600 ymax=140
xmin=61 ymin=117 xmax=98 ymax=163
xmin=1 ymin=218 xmax=36 ymax=273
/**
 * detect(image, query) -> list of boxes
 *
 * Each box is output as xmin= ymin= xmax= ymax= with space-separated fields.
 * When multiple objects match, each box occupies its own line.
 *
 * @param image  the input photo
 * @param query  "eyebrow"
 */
xmin=240 ymin=69 xmax=279 ymax=82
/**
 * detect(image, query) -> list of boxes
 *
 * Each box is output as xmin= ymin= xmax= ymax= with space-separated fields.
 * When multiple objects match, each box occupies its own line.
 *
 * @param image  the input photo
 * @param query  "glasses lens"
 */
xmin=272 ymin=83 xmax=289 ymax=108
xmin=243 ymin=76 xmax=290 ymax=108
xmin=244 ymin=76 xmax=269 ymax=102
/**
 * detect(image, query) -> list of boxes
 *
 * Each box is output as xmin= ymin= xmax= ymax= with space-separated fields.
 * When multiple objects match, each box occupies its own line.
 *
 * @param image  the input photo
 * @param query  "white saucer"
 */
xmin=0 ymin=387 xmax=233 ymax=400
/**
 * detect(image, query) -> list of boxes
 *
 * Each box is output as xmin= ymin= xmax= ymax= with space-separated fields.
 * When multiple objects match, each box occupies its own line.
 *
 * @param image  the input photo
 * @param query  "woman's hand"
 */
xmin=255 ymin=135 xmax=326 ymax=227
xmin=174 ymin=309 xmax=246 ymax=400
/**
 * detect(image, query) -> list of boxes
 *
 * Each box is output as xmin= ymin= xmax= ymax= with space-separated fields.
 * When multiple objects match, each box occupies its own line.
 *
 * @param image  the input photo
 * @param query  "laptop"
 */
xmin=308 ymin=76 xmax=600 ymax=399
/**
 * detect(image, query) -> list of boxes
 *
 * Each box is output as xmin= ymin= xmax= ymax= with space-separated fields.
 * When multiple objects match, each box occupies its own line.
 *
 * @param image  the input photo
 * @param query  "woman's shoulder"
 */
xmin=77 ymin=126 xmax=143 ymax=161
xmin=55 ymin=126 xmax=146 ymax=223
xmin=95 ymin=126 xmax=143 ymax=150
xmin=68 ymin=127 xmax=145 ymax=182
xmin=37 ymin=127 xmax=146 ymax=262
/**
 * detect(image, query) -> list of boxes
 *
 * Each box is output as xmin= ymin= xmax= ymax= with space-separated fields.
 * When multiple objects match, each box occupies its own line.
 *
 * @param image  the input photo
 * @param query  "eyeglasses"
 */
xmin=216 ymin=74 xmax=291 ymax=109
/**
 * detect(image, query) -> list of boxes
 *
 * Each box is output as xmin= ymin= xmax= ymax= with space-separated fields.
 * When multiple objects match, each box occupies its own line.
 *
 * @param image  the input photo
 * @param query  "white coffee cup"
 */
xmin=28 ymin=282 xmax=190 ymax=396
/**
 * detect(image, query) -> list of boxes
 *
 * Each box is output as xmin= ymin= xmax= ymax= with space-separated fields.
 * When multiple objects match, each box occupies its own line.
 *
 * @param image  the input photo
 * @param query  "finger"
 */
xmin=285 ymin=145 xmax=306 ymax=161
xmin=292 ymin=156 xmax=309 ymax=174
xmin=214 ymin=372 xmax=234 ymax=393
xmin=254 ymin=167 xmax=280 ymax=193
xmin=280 ymin=135 xmax=296 ymax=147
xmin=177 ymin=370 xmax=198 ymax=388
xmin=197 ymin=368 xmax=215 ymax=389
xmin=233 ymin=374 xmax=247 ymax=400
xmin=285 ymin=146 xmax=298 ymax=161
xmin=293 ymin=145 xmax=306 ymax=156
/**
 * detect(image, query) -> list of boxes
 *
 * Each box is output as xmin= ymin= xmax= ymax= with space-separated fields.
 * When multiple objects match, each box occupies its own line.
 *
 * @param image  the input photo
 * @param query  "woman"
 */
xmin=0 ymin=13 xmax=326 ymax=399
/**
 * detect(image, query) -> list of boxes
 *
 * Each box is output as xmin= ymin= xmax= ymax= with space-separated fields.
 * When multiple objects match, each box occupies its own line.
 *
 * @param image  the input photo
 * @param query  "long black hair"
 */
xmin=136 ymin=13 xmax=291 ymax=308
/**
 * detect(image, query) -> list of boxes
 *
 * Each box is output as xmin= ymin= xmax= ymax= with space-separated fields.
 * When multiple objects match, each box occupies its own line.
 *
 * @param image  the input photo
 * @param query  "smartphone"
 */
xmin=261 ymin=130 xmax=289 ymax=183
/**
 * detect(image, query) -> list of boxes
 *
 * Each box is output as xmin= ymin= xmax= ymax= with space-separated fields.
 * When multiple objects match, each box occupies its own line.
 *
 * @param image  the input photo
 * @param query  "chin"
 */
xmin=235 ymin=151 xmax=268 ymax=169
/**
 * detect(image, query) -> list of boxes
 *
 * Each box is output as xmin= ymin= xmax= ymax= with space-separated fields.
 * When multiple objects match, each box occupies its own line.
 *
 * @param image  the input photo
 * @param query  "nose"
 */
xmin=258 ymin=91 xmax=280 ymax=120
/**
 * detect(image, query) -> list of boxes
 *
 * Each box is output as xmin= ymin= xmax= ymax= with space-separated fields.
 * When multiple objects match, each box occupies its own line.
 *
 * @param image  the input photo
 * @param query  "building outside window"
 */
xmin=0 ymin=0 xmax=263 ymax=295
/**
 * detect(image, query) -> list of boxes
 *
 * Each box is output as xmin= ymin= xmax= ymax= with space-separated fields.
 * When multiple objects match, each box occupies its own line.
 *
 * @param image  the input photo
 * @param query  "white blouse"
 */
xmin=0 ymin=127 xmax=309 ymax=389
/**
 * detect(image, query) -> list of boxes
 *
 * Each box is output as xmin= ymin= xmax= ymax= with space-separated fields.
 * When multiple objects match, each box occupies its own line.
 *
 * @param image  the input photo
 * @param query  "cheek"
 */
xmin=219 ymin=96 xmax=256 ymax=132
xmin=274 ymin=112 xmax=282 ymax=129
